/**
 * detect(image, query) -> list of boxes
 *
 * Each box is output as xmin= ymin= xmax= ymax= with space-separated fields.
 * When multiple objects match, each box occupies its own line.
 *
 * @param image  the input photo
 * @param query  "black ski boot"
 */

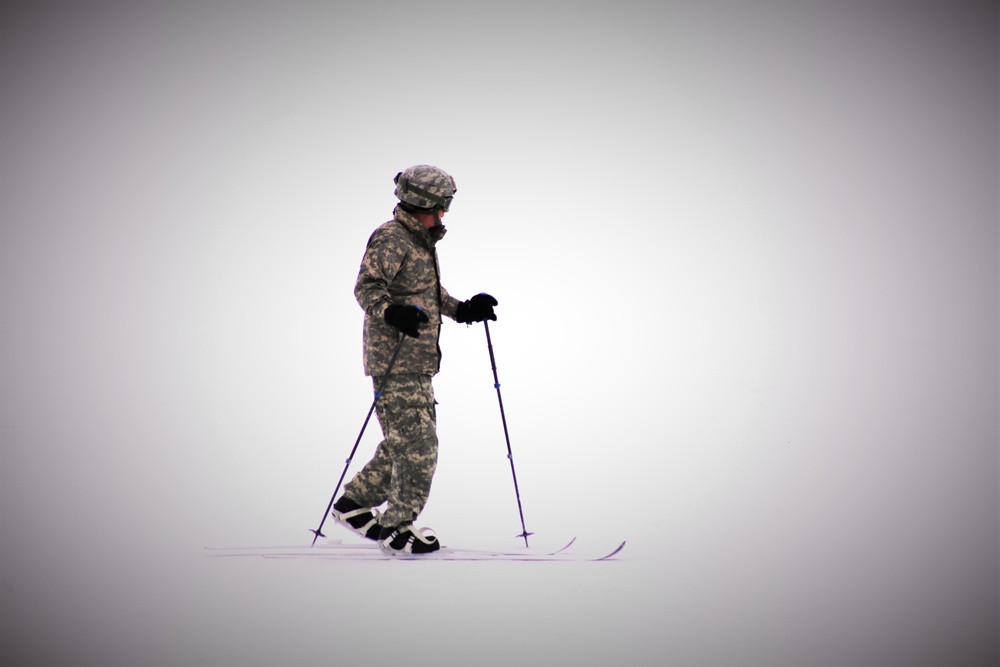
xmin=378 ymin=522 xmax=440 ymax=555
xmin=331 ymin=496 xmax=383 ymax=541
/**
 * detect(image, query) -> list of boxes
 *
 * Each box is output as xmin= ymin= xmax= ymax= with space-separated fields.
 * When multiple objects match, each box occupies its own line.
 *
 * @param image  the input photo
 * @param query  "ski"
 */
xmin=205 ymin=536 xmax=576 ymax=557
xmin=204 ymin=537 xmax=625 ymax=562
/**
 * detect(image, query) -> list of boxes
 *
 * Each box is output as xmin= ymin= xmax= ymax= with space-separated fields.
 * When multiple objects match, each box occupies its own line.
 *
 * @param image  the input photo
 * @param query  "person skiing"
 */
xmin=330 ymin=164 xmax=498 ymax=554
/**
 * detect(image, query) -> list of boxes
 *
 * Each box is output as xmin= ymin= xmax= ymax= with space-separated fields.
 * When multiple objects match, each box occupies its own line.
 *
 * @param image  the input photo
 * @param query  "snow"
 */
xmin=2 ymin=2 xmax=997 ymax=666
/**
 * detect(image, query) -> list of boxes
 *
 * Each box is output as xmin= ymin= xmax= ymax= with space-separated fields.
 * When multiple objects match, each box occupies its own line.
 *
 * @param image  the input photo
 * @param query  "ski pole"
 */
xmin=309 ymin=332 xmax=407 ymax=546
xmin=483 ymin=319 xmax=533 ymax=547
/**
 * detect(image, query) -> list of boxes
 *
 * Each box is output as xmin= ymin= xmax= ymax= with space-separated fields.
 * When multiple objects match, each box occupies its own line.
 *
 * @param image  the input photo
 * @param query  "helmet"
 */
xmin=394 ymin=165 xmax=457 ymax=212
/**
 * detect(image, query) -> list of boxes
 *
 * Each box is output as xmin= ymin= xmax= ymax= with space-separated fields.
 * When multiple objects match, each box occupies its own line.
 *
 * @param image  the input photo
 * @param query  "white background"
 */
xmin=1 ymin=2 xmax=997 ymax=666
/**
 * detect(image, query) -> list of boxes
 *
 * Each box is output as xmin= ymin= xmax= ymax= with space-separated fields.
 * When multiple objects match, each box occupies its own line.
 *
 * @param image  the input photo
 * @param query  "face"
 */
xmin=419 ymin=209 xmax=446 ymax=229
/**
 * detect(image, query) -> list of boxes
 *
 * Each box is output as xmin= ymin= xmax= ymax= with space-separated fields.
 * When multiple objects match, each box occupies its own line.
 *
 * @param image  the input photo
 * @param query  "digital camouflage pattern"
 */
xmin=347 ymin=191 xmax=463 ymax=528
xmin=342 ymin=374 xmax=439 ymax=527
xmin=355 ymin=205 xmax=460 ymax=377
xmin=394 ymin=164 xmax=457 ymax=211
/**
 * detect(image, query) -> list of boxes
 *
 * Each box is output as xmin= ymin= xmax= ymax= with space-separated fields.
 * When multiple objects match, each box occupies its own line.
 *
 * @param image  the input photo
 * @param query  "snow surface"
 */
xmin=1 ymin=2 xmax=997 ymax=666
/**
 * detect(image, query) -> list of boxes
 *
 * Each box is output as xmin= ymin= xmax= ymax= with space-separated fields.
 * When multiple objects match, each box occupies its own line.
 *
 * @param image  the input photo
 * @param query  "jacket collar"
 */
xmin=393 ymin=205 xmax=447 ymax=248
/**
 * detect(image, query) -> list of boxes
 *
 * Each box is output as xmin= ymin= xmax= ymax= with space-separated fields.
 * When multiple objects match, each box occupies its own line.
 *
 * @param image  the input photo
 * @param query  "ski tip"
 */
xmin=548 ymin=536 xmax=577 ymax=555
xmin=595 ymin=540 xmax=627 ymax=560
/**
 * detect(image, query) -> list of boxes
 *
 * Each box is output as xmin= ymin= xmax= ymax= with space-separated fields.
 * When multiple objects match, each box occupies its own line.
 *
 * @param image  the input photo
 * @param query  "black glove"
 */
xmin=455 ymin=293 xmax=498 ymax=324
xmin=384 ymin=303 xmax=429 ymax=337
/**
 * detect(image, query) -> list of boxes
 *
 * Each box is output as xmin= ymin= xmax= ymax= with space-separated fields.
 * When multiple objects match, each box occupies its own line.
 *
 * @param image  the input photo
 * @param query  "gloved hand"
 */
xmin=455 ymin=293 xmax=498 ymax=324
xmin=384 ymin=303 xmax=429 ymax=337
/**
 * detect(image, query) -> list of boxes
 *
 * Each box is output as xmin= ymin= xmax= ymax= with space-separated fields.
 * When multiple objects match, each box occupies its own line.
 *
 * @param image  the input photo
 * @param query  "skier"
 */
xmin=330 ymin=165 xmax=498 ymax=554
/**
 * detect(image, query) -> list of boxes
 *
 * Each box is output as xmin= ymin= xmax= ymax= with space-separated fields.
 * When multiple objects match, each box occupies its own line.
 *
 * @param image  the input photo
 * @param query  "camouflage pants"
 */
xmin=343 ymin=373 xmax=438 ymax=527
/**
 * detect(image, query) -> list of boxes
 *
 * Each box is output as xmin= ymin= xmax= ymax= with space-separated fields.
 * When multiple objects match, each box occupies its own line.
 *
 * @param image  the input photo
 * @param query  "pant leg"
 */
xmin=342 ymin=436 xmax=393 ymax=509
xmin=372 ymin=373 xmax=438 ymax=527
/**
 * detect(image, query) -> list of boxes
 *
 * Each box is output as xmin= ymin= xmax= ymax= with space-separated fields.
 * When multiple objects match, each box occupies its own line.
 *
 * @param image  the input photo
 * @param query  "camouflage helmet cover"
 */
xmin=394 ymin=164 xmax=457 ymax=211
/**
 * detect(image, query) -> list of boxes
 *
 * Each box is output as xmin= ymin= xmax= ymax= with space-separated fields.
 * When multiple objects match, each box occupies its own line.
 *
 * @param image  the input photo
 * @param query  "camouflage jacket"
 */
xmin=355 ymin=205 xmax=461 ymax=377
